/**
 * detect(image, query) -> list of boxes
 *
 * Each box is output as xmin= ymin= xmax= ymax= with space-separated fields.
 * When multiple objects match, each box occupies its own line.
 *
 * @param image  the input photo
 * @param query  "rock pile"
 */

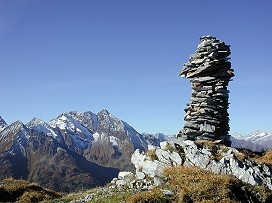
xmin=110 ymin=143 xmax=181 ymax=191
xmin=69 ymin=140 xmax=272 ymax=202
xmin=177 ymin=35 xmax=234 ymax=144
xmin=109 ymin=140 xmax=272 ymax=191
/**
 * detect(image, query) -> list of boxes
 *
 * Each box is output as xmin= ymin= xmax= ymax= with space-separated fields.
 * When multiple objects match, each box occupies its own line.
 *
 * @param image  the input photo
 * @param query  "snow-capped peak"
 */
xmin=97 ymin=109 xmax=125 ymax=132
xmin=48 ymin=113 xmax=94 ymax=150
xmin=49 ymin=114 xmax=93 ymax=136
xmin=246 ymin=131 xmax=272 ymax=141
xmin=26 ymin=117 xmax=61 ymax=141
xmin=0 ymin=121 xmax=30 ymax=152
xmin=231 ymin=131 xmax=272 ymax=152
xmin=27 ymin=117 xmax=46 ymax=127
xmin=66 ymin=111 xmax=98 ymax=132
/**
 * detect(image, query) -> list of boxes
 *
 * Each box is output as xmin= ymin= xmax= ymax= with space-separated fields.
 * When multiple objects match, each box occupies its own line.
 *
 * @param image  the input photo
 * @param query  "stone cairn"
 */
xmin=177 ymin=35 xmax=234 ymax=145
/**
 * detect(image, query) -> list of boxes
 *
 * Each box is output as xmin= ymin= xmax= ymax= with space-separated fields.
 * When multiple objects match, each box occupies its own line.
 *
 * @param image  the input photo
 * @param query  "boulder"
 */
xmin=110 ymin=140 xmax=272 ymax=191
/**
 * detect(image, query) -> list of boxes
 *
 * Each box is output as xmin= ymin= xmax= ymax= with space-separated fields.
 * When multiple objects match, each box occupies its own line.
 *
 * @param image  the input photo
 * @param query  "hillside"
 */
xmin=45 ymin=140 xmax=272 ymax=203
xmin=0 ymin=178 xmax=61 ymax=203
xmin=58 ymin=166 xmax=272 ymax=203
xmin=0 ymin=110 xmax=164 ymax=192
xmin=2 ymin=139 xmax=272 ymax=203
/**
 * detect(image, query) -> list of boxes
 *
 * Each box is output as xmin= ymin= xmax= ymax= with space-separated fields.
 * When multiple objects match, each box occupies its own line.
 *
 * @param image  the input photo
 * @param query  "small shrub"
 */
xmin=212 ymin=146 xmax=230 ymax=161
xmin=195 ymin=140 xmax=216 ymax=150
xmin=147 ymin=149 xmax=158 ymax=161
xmin=164 ymin=144 xmax=177 ymax=153
xmin=234 ymin=151 xmax=247 ymax=162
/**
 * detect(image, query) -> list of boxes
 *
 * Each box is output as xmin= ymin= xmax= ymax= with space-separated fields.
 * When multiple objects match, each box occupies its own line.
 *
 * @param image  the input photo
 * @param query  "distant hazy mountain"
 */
xmin=141 ymin=132 xmax=168 ymax=146
xmin=0 ymin=110 xmax=162 ymax=192
xmin=231 ymin=131 xmax=272 ymax=152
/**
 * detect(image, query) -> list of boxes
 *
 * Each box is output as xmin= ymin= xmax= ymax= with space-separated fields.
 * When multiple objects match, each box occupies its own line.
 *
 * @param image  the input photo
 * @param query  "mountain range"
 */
xmin=231 ymin=131 xmax=272 ymax=152
xmin=0 ymin=110 xmax=165 ymax=192
xmin=0 ymin=110 xmax=271 ymax=192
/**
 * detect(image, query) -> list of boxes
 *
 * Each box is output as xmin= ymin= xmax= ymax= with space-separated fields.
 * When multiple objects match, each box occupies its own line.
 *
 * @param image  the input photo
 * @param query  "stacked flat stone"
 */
xmin=177 ymin=35 xmax=234 ymax=144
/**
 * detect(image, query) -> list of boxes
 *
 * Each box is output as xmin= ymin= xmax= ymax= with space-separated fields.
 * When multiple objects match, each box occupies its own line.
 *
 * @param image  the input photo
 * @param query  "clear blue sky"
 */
xmin=1 ymin=0 xmax=272 ymax=135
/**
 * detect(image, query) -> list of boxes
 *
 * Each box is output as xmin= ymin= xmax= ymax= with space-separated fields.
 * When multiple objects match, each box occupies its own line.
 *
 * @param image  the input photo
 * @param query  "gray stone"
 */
xmin=155 ymin=148 xmax=172 ymax=165
xmin=118 ymin=171 xmax=134 ymax=181
xmin=131 ymin=149 xmax=146 ymax=171
xmin=135 ymin=171 xmax=145 ymax=180
xmin=148 ymin=144 xmax=157 ymax=151
xmin=177 ymin=35 xmax=233 ymax=143
xmin=110 ymin=178 xmax=117 ymax=184
xmin=161 ymin=189 xmax=174 ymax=196
xmin=141 ymin=160 xmax=166 ymax=177
xmin=179 ymin=142 xmax=272 ymax=190
xmin=115 ymin=179 xmax=126 ymax=187
xmin=109 ymin=140 xmax=272 ymax=194
xmin=160 ymin=141 xmax=175 ymax=150
xmin=200 ymin=123 xmax=216 ymax=133
xmin=169 ymin=151 xmax=182 ymax=165
xmin=154 ymin=177 xmax=164 ymax=186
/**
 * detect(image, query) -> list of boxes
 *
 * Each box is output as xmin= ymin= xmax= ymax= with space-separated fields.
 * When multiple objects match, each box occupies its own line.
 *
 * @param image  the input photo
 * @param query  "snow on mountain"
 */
xmin=63 ymin=110 xmax=147 ymax=150
xmin=92 ymin=132 xmax=121 ymax=147
xmin=141 ymin=132 xmax=168 ymax=146
xmin=230 ymin=136 xmax=264 ymax=152
xmin=1 ymin=110 xmax=162 ymax=154
xmin=246 ymin=131 xmax=272 ymax=143
xmin=0 ymin=109 xmax=167 ymax=192
xmin=66 ymin=111 xmax=98 ymax=132
xmin=109 ymin=135 xmax=120 ymax=147
xmin=48 ymin=113 xmax=94 ymax=151
xmin=97 ymin=109 xmax=125 ymax=132
xmin=49 ymin=113 xmax=94 ymax=138
xmin=154 ymin=133 xmax=169 ymax=141
xmin=0 ymin=121 xmax=29 ymax=153
xmin=0 ymin=116 xmax=7 ymax=131
xmin=26 ymin=117 xmax=62 ymax=142
xmin=96 ymin=109 xmax=148 ymax=150
xmin=231 ymin=131 xmax=272 ymax=152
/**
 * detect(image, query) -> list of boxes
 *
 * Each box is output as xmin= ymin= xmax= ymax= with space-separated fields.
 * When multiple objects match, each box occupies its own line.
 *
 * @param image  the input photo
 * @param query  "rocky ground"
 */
xmin=2 ymin=139 xmax=271 ymax=202
xmin=65 ymin=139 xmax=272 ymax=203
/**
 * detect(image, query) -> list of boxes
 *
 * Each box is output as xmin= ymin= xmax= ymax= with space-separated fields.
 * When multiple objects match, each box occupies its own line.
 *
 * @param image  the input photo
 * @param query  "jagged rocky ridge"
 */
xmin=0 ymin=110 xmax=164 ymax=192
xmin=110 ymin=139 xmax=272 ymax=191
xmin=70 ymin=139 xmax=272 ymax=202
xmin=177 ymin=35 xmax=234 ymax=144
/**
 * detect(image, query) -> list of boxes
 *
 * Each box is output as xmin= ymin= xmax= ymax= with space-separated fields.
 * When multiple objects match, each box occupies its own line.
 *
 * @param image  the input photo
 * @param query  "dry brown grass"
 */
xmin=195 ymin=140 xmax=217 ymax=150
xmin=164 ymin=166 xmax=243 ymax=203
xmin=0 ymin=178 xmax=62 ymax=203
xmin=253 ymin=150 xmax=272 ymax=166
xmin=233 ymin=149 xmax=272 ymax=167
xmin=162 ymin=165 xmax=272 ymax=203
xmin=39 ymin=164 xmax=272 ymax=203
